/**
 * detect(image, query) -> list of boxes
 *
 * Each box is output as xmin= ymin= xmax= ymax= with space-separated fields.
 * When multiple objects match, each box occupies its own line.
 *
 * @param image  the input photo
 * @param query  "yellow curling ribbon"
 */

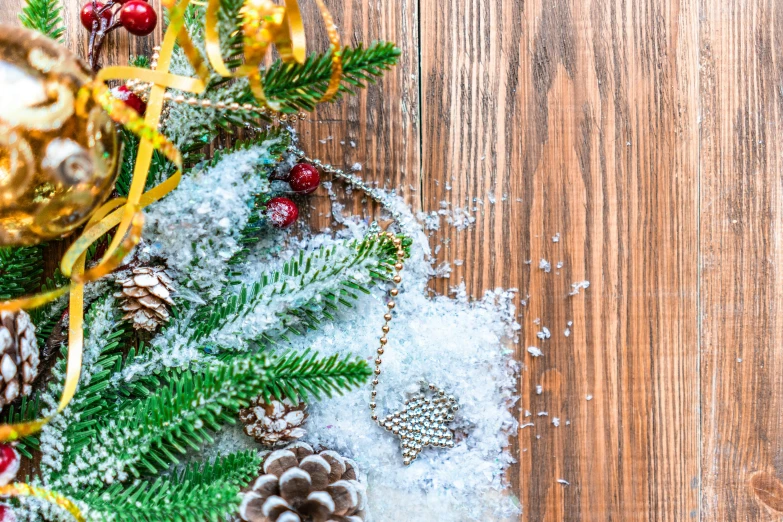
xmin=0 ymin=483 xmax=85 ymax=521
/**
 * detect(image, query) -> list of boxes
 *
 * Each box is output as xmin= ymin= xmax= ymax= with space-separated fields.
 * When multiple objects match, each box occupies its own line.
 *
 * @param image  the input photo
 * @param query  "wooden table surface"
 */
xmin=2 ymin=0 xmax=783 ymax=520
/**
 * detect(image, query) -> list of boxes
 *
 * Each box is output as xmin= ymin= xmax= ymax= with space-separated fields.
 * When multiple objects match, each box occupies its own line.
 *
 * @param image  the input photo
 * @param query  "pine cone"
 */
xmin=114 ymin=266 xmax=175 ymax=332
xmin=0 ymin=311 xmax=39 ymax=408
xmin=239 ymin=398 xmax=307 ymax=447
xmin=239 ymin=442 xmax=367 ymax=522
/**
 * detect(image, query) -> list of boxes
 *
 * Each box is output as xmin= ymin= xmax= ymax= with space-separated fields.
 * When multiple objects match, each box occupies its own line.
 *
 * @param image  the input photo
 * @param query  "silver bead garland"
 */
xmin=291 ymin=148 xmax=459 ymax=466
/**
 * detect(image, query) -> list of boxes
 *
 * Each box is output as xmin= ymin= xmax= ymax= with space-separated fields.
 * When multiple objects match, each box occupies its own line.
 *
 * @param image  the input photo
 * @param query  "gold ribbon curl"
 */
xmin=0 ymin=0 xmax=344 ymax=516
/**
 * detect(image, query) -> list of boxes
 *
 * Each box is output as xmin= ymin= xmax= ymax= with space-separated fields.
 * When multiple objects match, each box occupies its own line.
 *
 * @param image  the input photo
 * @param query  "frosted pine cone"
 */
xmin=239 ymin=398 xmax=307 ymax=447
xmin=239 ymin=442 xmax=367 ymax=522
xmin=0 ymin=311 xmax=39 ymax=408
xmin=114 ymin=266 xmax=174 ymax=332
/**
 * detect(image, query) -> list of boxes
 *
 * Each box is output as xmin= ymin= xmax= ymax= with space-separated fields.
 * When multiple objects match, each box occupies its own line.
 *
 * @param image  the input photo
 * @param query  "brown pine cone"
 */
xmin=239 ymin=442 xmax=366 ymax=522
xmin=114 ymin=266 xmax=175 ymax=332
xmin=0 ymin=311 xmax=39 ymax=408
xmin=239 ymin=398 xmax=307 ymax=447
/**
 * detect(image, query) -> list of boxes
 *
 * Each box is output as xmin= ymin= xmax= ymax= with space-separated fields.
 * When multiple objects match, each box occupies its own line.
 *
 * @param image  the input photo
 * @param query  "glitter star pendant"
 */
xmin=376 ymin=383 xmax=459 ymax=465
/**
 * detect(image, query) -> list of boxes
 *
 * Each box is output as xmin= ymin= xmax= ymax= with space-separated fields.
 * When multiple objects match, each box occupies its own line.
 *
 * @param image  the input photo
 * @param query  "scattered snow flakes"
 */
xmin=524 ymin=259 xmax=532 ymax=265
xmin=454 ymin=259 xmax=464 ymax=266
xmin=552 ymin=233 xmax=560 ymax=243
xmin=351 ymin=162 xmax=363 ymax=171
xmin=556 ymin=261 xmax=564 ymax=269
xmin=586 ymin=395 xmax=593 ymax=401
xmin=552 ymin=417 xmax=560 ymax=427
xmin=565 ymin=420 xmax=571 ymax=426
xmin=536 ymin=435 xmax=541 ymax=440
xmin=564 ymin=328 xmax=571 ymax=337
xmin=535 ymin=385 xmax=543 ymax=395
xmin=527 ymin=346 xmax=544 ymax=357
xmin=524 ymin=410 xmax=532 ymax=417
xmin=533 ymin=317 xmax=541 ymax=325
xmin=520 ymin=423 xmax=535 ymax=429
xmin=536 ymin=327 xmax=551 ymax=340
xmin=539 ymin=259 xmax=552 ymax=273
xmin=567 ymin=321 xmax=573 ymax=327
xmin=349 ymin=140 xmax=356 ymax=147
xmin=537 ymin=411 xmax=549 ymax=417
xmin=569 ymin=280 xmax=590 ymax=296
xmin=737 ymin=358 xmax=743 ymax=363
xmin=557 ymin=479 xmax=570 ymax=486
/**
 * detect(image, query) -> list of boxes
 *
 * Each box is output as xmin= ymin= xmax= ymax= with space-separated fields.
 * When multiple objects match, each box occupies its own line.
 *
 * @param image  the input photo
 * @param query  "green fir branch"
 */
xmin=58 ymin=349 xmax=369 ymax=485
xmin=260 ymin=41 xmax=401 ymax=113
xmin=188 ymin=234 xmax=405 ymax=347
xmin=1 ymin=394 xmax=41 ymax=459
xmin=259 ymin=349 xmax=373 ymax=403
xmin=73 ymin=451 xmax=260 ymax=522
xmin=18 ymin=0 xmax=64 ymax=42
xmin=0 ymin=246 xmax=43 ymax=301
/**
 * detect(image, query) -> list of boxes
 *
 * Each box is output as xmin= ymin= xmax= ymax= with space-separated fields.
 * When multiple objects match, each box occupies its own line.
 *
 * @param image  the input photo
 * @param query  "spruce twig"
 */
xmin=18 ymin=0 xmax=65 ymax=41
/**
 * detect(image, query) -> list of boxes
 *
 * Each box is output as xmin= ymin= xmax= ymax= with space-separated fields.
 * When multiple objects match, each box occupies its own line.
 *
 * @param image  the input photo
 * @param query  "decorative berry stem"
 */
xmin=82 ymin=0 xmax=157 ymax=71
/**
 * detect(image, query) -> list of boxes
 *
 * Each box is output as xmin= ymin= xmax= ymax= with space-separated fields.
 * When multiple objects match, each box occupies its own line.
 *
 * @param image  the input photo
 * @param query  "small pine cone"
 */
xmin=239 ymin=398 xmax=307 ymax=447
xmin=114 ymin=266 xmax=175 ymax=332
xmin=239 ymin=442 xmax=367 ymax=522
xmin=0 ymin=311 xmax=39 ymax=408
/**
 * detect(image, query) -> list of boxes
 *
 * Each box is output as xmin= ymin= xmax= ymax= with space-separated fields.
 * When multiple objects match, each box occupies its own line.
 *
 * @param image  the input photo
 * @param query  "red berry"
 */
xmin=111 ymin=85 xmax=147 ymax=115
xmin=80 ymin=2 xmax=112 ymax=30
xmin=119 ymin=1 xmax=157 ymax=36
xmin=265 ymin=197 xmax=299 ymax=228
xmin=0 ymin=445 xmax=19 ymax=487
xmin=288 ymin=163 xmax=320 ymax=194
xmin=0 ymin=505 xmax=16 ymax=522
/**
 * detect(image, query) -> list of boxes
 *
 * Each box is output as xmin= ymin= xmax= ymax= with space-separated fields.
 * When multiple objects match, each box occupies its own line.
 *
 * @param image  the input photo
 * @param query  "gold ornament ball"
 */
xmin=0 ymin=26 xmax=121 ymax=246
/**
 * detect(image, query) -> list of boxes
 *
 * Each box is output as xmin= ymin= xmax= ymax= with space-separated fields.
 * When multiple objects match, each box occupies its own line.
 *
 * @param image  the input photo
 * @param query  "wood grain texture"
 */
xmin=5 ymin=0 xmax=783 ymax=519
xmin=700 ymin=1 xmax=783 ymax=520
xmin=420 ymin=0 xmax=700 ymax=520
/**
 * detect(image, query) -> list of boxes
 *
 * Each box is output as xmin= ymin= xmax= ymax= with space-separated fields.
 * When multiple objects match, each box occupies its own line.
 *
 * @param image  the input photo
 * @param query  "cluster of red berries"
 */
xmin=265 ymin=163 xmax=321 ymax=228
xmin=80 ymin=0 xmax=158 ymax=36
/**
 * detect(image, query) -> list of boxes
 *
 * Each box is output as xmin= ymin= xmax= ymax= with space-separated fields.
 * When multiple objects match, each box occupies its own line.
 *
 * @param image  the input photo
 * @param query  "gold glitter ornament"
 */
xmin=0 ymin=26 xmax=121 ymax=246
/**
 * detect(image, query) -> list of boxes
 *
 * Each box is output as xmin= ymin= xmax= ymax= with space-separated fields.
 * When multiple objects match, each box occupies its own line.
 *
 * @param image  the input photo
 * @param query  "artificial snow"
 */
xmin=568 ymin=280 xmax=591 ymax=296
xmin=527 ymin=346 xmax=543 ymax=357
xmin=138 ymin=143 xmax=275 ymax=299
xmin=25 ymin=134 xmax=521 ymax=520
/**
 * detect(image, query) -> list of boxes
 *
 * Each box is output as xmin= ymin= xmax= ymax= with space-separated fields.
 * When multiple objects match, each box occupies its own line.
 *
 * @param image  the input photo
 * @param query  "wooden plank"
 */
xmin=420 ymin=0 xmax=700 ymax=519
xmin=288 ymin=0 xmax=420 ymax=229
xmin=699 ymin=1 xmax=783 ymax=519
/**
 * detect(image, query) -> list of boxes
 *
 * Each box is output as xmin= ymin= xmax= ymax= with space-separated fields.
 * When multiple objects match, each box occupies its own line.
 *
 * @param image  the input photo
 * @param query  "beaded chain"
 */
xmin=291 ymin=149 xmax=460 ymax=466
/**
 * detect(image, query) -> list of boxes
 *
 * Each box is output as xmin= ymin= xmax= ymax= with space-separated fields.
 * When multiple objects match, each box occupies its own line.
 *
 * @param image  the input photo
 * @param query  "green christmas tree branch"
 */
xmin=257 ymin=348 xmax=373 ymax=403
xmin=261 ymin=41 xmax=401 ymax=113
xmin=56 ymin=350 xmax=370 ymax=486
xmin=18 ymin=0 xmax=64 ymax=41
xmin=73 ymin=451 xmax=261 ymax=522
xmin=187 ymin=233 xmax=408 ymax=348
xmin=0 ymin=246 xmax=43 ymax=301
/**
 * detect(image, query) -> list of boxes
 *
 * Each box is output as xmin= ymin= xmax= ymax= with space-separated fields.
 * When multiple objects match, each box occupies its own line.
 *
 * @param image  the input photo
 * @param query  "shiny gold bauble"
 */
xmin=0 ymin=26 xmax=120 ymax=246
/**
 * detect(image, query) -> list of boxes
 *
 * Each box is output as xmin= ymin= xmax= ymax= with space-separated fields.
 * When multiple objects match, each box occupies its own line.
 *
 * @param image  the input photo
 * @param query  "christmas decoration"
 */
xmin=117 ymin=1 xmax=157 ymax=36
xmin=0 ymin=0 xmax=511 ymax=520
xmin=239 ymin=397 xmax=308 ymax=447
xmin=265 ymin=197 xmax=299 ymax=228
xmin=114 ymin=265 xmax=175 ymax=331
xmin=0 ymin=25 xmax=121 ymax=246
xmin=0 ymin=445 xmax=19 ymax=487
xmin=111 ymin=84 xmax=147 ymax=115
xmin=79 ymin=2 xmax=112 ymax=29
xmin=238 ymin=442 xmax=367 ymax=522
xmin=79 ymin=0 xmax=159 ymax=70
xmin=0 ymin=505 xmax=15 ymax=522
xmin=0 ymin=311 xmax=39 ymax=408
xmin=288 ymin=162 xmax=320 ymax=194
